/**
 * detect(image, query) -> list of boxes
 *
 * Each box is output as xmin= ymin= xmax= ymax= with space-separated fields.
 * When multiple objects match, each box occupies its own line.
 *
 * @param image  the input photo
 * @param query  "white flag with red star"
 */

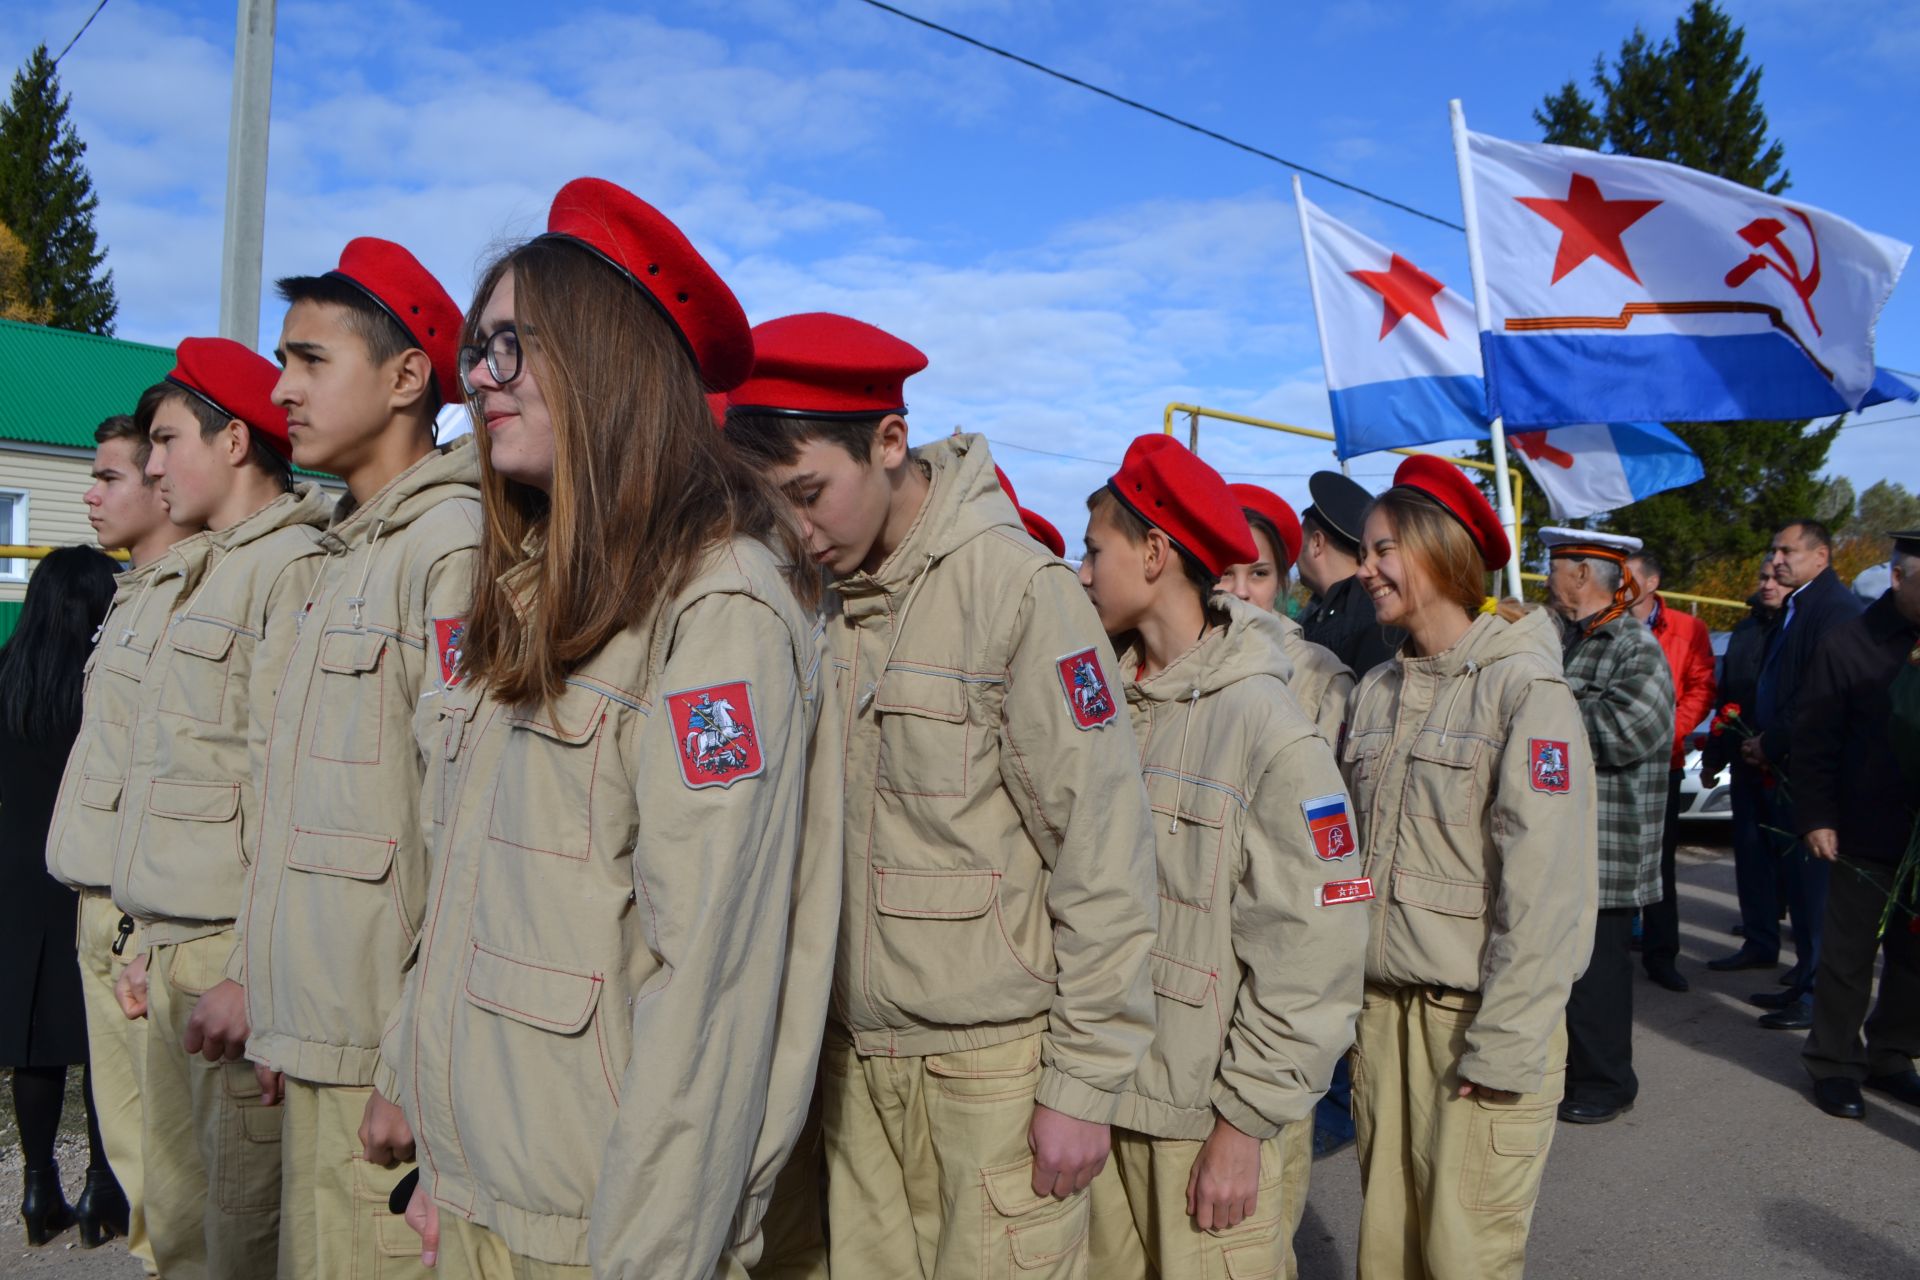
xmin=1296 ymin=183 xmax=1489 ymax=458
xmin=1467 ymin=129 xmax=1910 ymax=426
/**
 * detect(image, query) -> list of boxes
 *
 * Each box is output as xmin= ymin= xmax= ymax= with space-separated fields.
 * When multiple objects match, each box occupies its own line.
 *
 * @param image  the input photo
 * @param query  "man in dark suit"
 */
xmin=1297 ymin=471 xmax=1402 ymax=677
xmin=1703 ymin=573 xmax=1787 ymax=972
xmin=1792 ymin=531 xmax=1920 ymax=1117
xmin=1745 ymin=519 xmax=1864 ymax=1029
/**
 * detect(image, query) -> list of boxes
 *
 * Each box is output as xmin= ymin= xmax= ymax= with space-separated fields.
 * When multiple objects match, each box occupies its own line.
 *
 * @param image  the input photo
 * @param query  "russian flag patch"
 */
xmin=1302 ymin=793 xmax=1358 ymax=861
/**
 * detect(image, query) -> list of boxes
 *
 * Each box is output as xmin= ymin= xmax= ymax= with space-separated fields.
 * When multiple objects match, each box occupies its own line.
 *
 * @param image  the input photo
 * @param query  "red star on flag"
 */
xmin=1348 ymin=254 xmax=1449 ymax=340
xmin=1517 ymin=173 xmax=1662 ymax=285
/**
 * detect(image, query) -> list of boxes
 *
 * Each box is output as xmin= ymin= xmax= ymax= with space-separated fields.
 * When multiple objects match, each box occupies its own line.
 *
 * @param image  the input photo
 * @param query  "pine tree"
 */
xmin=1481 ymin=1 xmax=1831 ymax=583
xmin=0 ymin=45 xmax=116 ymax=334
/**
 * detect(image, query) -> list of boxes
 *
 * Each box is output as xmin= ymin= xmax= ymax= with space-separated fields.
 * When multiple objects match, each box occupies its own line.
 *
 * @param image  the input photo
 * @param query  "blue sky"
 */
xmin=8 ymin=0 xmax=1917 ymax=547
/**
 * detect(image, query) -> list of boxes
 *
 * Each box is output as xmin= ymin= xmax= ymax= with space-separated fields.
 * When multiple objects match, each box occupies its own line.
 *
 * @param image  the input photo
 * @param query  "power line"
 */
xmin=52 ymin=0 xmax=111 ymax=64
xmin=851 ymin=0 xmax=1463 ymax=232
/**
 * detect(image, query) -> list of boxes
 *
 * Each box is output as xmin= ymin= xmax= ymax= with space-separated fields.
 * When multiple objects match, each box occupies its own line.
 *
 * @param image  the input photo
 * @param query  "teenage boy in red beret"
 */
xmin=110 ymin=339 xmax=330 ymax=1279
xmin=1076 ymin=435 xmax=1366 ymax=1278
xmin=45 ymin=414 xmax=207 ymax=1269
xmin=724 ymin=312 xmax=1159 ymax=1278
xmin=230 ymin=240 xmax=480 ymax=1280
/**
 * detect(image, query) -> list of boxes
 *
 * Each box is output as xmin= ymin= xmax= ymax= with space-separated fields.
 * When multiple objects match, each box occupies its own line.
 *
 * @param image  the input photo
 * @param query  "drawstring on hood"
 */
xmin=1169 ymin=685 xmax=1200 ymax=833
xmin=858 ymin=553 xmax=936 ymax=712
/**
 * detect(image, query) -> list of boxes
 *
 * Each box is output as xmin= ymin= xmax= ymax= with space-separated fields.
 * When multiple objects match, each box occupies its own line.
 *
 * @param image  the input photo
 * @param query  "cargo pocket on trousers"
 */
xmin=1459 ymin=1102 xmax=1555 ymax=1212
xmin=925 ymin=1035 xmax=1041 ymax=1103
xmin=213 ymin=1060 xmax=283 ymax=1212
xmin=350 ymin=1156 xmax=425 ymax=1265
xmin=981 ymin=1159 xmax=1089 ymax=1279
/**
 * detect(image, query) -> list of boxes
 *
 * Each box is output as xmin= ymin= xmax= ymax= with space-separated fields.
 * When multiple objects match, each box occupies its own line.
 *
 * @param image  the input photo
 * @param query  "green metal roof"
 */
xmin=1 ymin=318 xmax=178 ymax=451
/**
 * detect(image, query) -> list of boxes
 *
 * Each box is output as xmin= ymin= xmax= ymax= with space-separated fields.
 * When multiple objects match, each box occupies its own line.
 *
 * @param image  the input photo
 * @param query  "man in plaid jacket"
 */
xmin=1543 ymin=528 xmax=1675 ymax=1125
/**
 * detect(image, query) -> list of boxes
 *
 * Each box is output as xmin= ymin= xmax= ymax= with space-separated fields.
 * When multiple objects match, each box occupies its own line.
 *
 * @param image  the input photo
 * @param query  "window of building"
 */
xmin=0 ymin=489 xmax=28 ymax=582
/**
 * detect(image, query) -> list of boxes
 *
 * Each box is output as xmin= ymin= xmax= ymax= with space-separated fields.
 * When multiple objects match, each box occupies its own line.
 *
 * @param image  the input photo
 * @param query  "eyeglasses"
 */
xmin=458 ymin=326 xmax=522 ymax=394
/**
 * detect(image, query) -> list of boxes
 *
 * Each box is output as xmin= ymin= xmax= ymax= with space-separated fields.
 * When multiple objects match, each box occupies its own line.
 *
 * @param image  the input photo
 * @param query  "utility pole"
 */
xmin=217 ymin=0 xmax=275 ymax=346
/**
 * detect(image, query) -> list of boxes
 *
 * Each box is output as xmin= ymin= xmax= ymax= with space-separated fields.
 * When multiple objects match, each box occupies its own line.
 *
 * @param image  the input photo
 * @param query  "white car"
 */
xmin=1676 ymin=744 xmax=1733 ymax=822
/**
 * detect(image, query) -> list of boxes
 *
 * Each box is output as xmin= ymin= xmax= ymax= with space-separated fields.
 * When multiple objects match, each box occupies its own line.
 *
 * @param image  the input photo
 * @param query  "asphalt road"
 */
xmin=4 ymin=836 xmax=1916 ymax=1278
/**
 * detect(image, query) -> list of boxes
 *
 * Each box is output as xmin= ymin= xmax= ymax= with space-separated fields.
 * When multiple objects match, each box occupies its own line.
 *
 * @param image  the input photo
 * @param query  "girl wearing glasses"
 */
xmin=375 ymin=178 xmax=839 ymax=1280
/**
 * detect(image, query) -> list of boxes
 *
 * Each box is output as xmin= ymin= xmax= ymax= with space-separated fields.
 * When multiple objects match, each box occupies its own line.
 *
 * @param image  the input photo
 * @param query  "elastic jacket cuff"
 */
xmin=1208 ymin=1083 xmax=1287 ymax=1142
xmin=1456 ymin=1049 xmax=1544 ymax=1098
xmin=1034 ymin=1067 xmax=1122 ymax=1124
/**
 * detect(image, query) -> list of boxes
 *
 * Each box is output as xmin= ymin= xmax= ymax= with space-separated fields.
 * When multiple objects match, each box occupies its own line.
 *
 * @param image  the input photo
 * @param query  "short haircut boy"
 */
xmin=133 ymin=380 xmax=293 ymax=492
xmin=94 ymin=412 xmax=153 ymax=477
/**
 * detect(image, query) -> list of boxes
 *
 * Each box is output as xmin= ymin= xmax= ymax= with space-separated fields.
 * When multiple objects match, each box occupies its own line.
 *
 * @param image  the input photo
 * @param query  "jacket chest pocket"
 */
xmin=310 ymin=630 xmax=388 ymax=765
xmin=1406 ymin=732 xmax=1483 ymax=827
xmin=99 ymin=617 xmax=158 ymax=683
xmin=157 ymin=618 xmax=236 ymax=724
xmin=874 ymin=670 xmax=970 ymax=799
xmin=487 ymin=687 xmax=612 ymax=862
xmin=1145 ymin=771 xmax=1231 ymax=910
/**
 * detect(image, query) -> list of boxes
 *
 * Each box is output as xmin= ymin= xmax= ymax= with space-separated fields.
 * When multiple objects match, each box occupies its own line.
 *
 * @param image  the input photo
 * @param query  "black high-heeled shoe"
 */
xmin=21 ymin=1167 xmax=74 ymax=1246
xmin=73 ymin=1166 xmax=129 ymax=1248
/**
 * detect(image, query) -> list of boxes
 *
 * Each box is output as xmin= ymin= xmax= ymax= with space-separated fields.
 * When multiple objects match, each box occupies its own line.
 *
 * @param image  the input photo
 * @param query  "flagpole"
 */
xmin=1450 ymin=98 xmax=1524 ymax=598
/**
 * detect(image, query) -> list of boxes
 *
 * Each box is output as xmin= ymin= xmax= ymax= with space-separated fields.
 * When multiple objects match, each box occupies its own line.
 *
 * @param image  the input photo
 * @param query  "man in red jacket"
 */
xmin=1629 ymin=551 xmax=1718 ymax=992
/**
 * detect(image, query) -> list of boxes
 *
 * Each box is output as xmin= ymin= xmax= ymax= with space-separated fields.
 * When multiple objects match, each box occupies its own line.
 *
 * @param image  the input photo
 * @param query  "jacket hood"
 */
xmin=840 ymin=433 xmax=1023 ymax=599
xmin=1126 ymin=593 xmax=1294 ymax=703
xmin=1398 ymin=605 xmax=1562 ymax=680
xmin=216 ymin=482 xmax=331 ymax=552
xmin=324 ymin=436 xmax=480 ymax=548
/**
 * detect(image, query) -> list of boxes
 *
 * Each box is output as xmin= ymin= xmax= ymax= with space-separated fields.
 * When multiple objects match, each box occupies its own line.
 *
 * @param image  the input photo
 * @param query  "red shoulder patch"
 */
xmin=1529 ymin=738 xmax=1571 ymax=794
xmin=432 ymin=618 xmax=466 ymax=688
xmin=666 ymin=681 xmax=764 ymax=789
xmin=1055 ymin=647 xmax=1117 ymax=730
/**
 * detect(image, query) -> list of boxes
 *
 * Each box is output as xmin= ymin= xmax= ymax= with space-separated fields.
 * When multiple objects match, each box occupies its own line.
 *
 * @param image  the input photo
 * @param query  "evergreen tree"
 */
xmin=0 ymin=45 xmax=116 ymax=334
xmin=1480 ymin=1 xmax=1831 ymax=582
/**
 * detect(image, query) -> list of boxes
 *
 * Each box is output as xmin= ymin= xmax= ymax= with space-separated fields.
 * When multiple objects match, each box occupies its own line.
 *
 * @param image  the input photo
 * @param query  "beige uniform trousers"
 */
xmin=75 ymin=889 xmax=157 ymax=1275
xmin=277 ymin=1079 xmax=426 ymax=1280
xmin=822 ymin=1030 xmax=1091 ymax=1279
xmin=1351 ymin=985 xmax=1565 ymax=1280
xmin=435 ymin=1213 xmax=755 ymax=1279
xmin=143 ymin=929 xmax=283 ymax=1280
xmin=1086 ymin=1128 xmax=1295 ymax=1280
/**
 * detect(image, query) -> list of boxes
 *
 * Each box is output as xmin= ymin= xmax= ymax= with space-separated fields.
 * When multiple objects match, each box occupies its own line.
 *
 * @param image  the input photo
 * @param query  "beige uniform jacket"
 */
xmin=47 ymin=537 xmax=211 ymax=890
xmin=829 ymin=433 xmax=1159 ymax=1123
xmin=111 ymin=485 xmax=330 ymax=950
xmin=1277 ymin=612 xmax=1355 ymax=745
xmin=1340 ymin=609 xmax=1597 ymax=1096
xmin=378 ymin=536 xmax=842 ymax=1278
xmin=1110 ymin=596 xmax=1369 ymax=1142
xmin=240 ymin=441 xmax=481 ymax=1086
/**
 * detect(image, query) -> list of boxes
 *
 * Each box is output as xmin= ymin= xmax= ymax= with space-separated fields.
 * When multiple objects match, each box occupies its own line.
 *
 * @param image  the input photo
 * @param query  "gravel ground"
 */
xmin=2 ymin=835 xmax=1915 ymax=1278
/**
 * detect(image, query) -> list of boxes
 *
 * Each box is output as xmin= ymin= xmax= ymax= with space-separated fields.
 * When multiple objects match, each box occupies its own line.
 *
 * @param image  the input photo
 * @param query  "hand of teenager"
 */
xmin=1457 ymin=1080 xmax=1520 ymax=1103
xmin=1028 ymin=1104 xmax=1110 ymax=1199
xmin=254 ymin=1065 xmax=284 ymax=1106
xmin=1739 ymin=737 xmax=1767 ymax=768
xmin=182 ymin=978 xmax=250 ymax=1063
xmin=405 ymin=1180 xmax=440 ymax=1269
xmin=361 ymin=1088 xmax=417 ymax=1166
xmin=1806 ymin=828 xmax=1840 ymax=862
xmin=115 ymin=953 xmax=149 ymax=1020
xmin=1186 ymin=1116 xmax=1263 ymax=1232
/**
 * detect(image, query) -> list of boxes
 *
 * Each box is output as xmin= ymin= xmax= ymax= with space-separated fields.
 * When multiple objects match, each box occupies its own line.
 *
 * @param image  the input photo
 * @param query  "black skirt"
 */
xmin=0 ymin=726 xmax=88 ymax=1067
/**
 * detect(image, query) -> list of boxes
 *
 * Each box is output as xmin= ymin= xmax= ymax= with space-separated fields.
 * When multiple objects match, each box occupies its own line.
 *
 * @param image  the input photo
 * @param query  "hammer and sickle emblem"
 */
xmin=1725 ymin=208 xmax=1823 ymax=336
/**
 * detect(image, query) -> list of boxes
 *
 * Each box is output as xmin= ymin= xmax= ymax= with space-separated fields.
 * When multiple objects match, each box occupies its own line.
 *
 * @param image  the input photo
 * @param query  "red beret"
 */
xmin=992 ymin=464 xmax=1066 ymax=557
xmin=327 ymin=237 xmax=461 ymax=406
xmin=731 ymin=313 xmax=927 ymax=417
xmin=167 ymin=338 xmax=291 ymax=458
xmin=541 ymin=178 xmax=753 ymax=392
xmin=1022 ymin=508 xmax=1066 ymax=558
xmin=705 ymin=392 xmax=729 ymax=429
xmin=1228 ymin=483 xmax=1302 ymax=568
xmin=1107 ymin=435 xmax=1257 ymax=578
xmin=1391 ymin=455 xmax=1510 ymax=571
